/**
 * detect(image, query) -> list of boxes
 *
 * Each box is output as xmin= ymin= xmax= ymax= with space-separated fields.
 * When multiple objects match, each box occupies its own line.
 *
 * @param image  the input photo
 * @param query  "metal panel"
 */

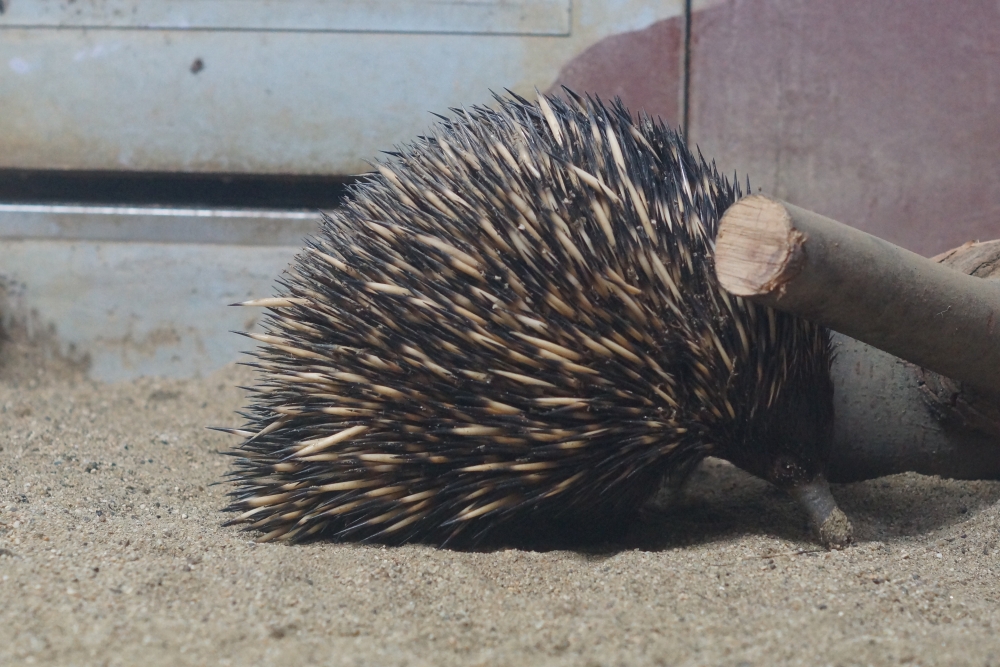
xmin=0 ymin=0 xmax=684 ymax=174
xmin=0 ymin=0 xmax=570 ymax=35
xmin=0 ymin=237 xmax=299 ymax=381
xmin=0 ymin=205 xmax=323 ymax=380
xmin=0 ymin=204 xmax=320 ymax=246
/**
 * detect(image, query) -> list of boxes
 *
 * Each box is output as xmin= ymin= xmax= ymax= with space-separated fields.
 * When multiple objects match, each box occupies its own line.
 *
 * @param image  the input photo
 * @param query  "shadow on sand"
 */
xmin=466 ymin=458 xmax=1000 ymax=556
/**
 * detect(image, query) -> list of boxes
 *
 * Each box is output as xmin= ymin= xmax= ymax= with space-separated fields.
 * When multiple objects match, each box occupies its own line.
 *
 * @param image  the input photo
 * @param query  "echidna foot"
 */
xmin=787 ymin=475 xmax=853 ymax=549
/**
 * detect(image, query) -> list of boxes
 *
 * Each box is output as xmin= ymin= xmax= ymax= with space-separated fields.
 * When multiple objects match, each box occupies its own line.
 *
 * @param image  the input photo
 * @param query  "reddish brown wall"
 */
xmin=550 ymin=2 xmax=1000 ymax=257
xmin=548 ymin=18 xmax=683 ymax=128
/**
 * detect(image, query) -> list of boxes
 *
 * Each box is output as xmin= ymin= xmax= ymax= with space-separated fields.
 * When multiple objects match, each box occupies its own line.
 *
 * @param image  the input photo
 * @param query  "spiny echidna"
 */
xmin=223 ymin=91 xmax=852 ymax=548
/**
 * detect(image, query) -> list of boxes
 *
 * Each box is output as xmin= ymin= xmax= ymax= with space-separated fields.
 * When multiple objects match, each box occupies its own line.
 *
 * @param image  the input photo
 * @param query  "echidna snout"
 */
xmin=223 ymin=90 xmax=851 ymax=548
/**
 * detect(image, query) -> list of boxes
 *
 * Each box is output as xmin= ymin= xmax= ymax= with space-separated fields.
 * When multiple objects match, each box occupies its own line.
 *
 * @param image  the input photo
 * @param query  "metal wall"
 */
xmin=0 ymin=0 xmax=683 ymax=175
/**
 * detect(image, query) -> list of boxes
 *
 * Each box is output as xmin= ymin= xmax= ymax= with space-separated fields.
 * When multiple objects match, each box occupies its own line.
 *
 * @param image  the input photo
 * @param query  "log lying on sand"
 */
xmin=828 ymin=329 xmax=1000 ymax=482
xmin=715 ymin=195 xmax=1000 ymax=482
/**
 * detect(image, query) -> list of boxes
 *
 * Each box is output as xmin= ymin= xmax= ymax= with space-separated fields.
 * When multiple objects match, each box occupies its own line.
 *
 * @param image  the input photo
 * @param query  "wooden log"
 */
xmin=715 ymin=194 xmax=1000 ymax=394
xmin=827 ymin=240 xmax=1000 ymax=481
xmin=714 ymin=194 xmax=1000 ymax=481
xmin=828 ymin=332 xmax=1000 ymax=482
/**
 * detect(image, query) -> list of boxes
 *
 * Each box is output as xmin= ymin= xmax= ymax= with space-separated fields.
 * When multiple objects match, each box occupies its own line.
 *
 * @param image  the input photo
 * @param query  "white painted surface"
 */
xmin=0 ymin=238 xmax=300 ymax=381
xmin=0 ymin=0 xmax=683 ymax=174
xmin=0 ymin=0 xmax=571 ymax=34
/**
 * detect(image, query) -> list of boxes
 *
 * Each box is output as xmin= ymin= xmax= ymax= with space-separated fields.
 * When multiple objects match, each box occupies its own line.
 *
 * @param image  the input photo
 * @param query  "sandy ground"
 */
xmin=1 ymin=341 xmax=999 ymax=667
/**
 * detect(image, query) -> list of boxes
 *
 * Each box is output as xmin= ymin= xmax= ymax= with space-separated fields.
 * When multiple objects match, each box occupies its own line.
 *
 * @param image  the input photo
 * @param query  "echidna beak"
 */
xmin=787 ymin=475 xmax=853 ymax=549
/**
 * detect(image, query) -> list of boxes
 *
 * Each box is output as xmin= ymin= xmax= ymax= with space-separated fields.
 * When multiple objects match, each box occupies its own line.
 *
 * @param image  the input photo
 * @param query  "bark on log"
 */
xmin=715 ymin=196 xmax=1000 ymax=482
xmin=829 ymin=240 xmax=1000 ymax=482
xmin=828 ymin=331 xmax=1000 ymax=482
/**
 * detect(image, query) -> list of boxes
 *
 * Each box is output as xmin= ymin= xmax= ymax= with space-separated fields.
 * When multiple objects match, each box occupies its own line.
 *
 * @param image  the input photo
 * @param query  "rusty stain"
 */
xmin=686 ymin=0 xmax=1000 ymax=257
xmin=1 ymin=238 xmax=298 ymax=380
xmin=103 ymin=326 xmax=183 ymax=359
xmin=547 ymin=17 xmax=683 ymax=126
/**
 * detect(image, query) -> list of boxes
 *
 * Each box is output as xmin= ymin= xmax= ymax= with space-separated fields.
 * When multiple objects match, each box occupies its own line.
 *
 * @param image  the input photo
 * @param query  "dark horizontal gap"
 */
xmin=0 ymin=169 xmax=360 ymax=210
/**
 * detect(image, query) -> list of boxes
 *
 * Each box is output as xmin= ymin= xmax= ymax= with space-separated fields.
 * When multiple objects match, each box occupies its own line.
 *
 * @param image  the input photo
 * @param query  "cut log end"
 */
xmin=715 ymin=194 xmax=805 ymax=297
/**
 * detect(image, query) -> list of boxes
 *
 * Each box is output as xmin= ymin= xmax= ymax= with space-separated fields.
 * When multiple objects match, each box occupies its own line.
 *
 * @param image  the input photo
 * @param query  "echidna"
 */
xmin=224 ymin=91 xmax=852 ymax=548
